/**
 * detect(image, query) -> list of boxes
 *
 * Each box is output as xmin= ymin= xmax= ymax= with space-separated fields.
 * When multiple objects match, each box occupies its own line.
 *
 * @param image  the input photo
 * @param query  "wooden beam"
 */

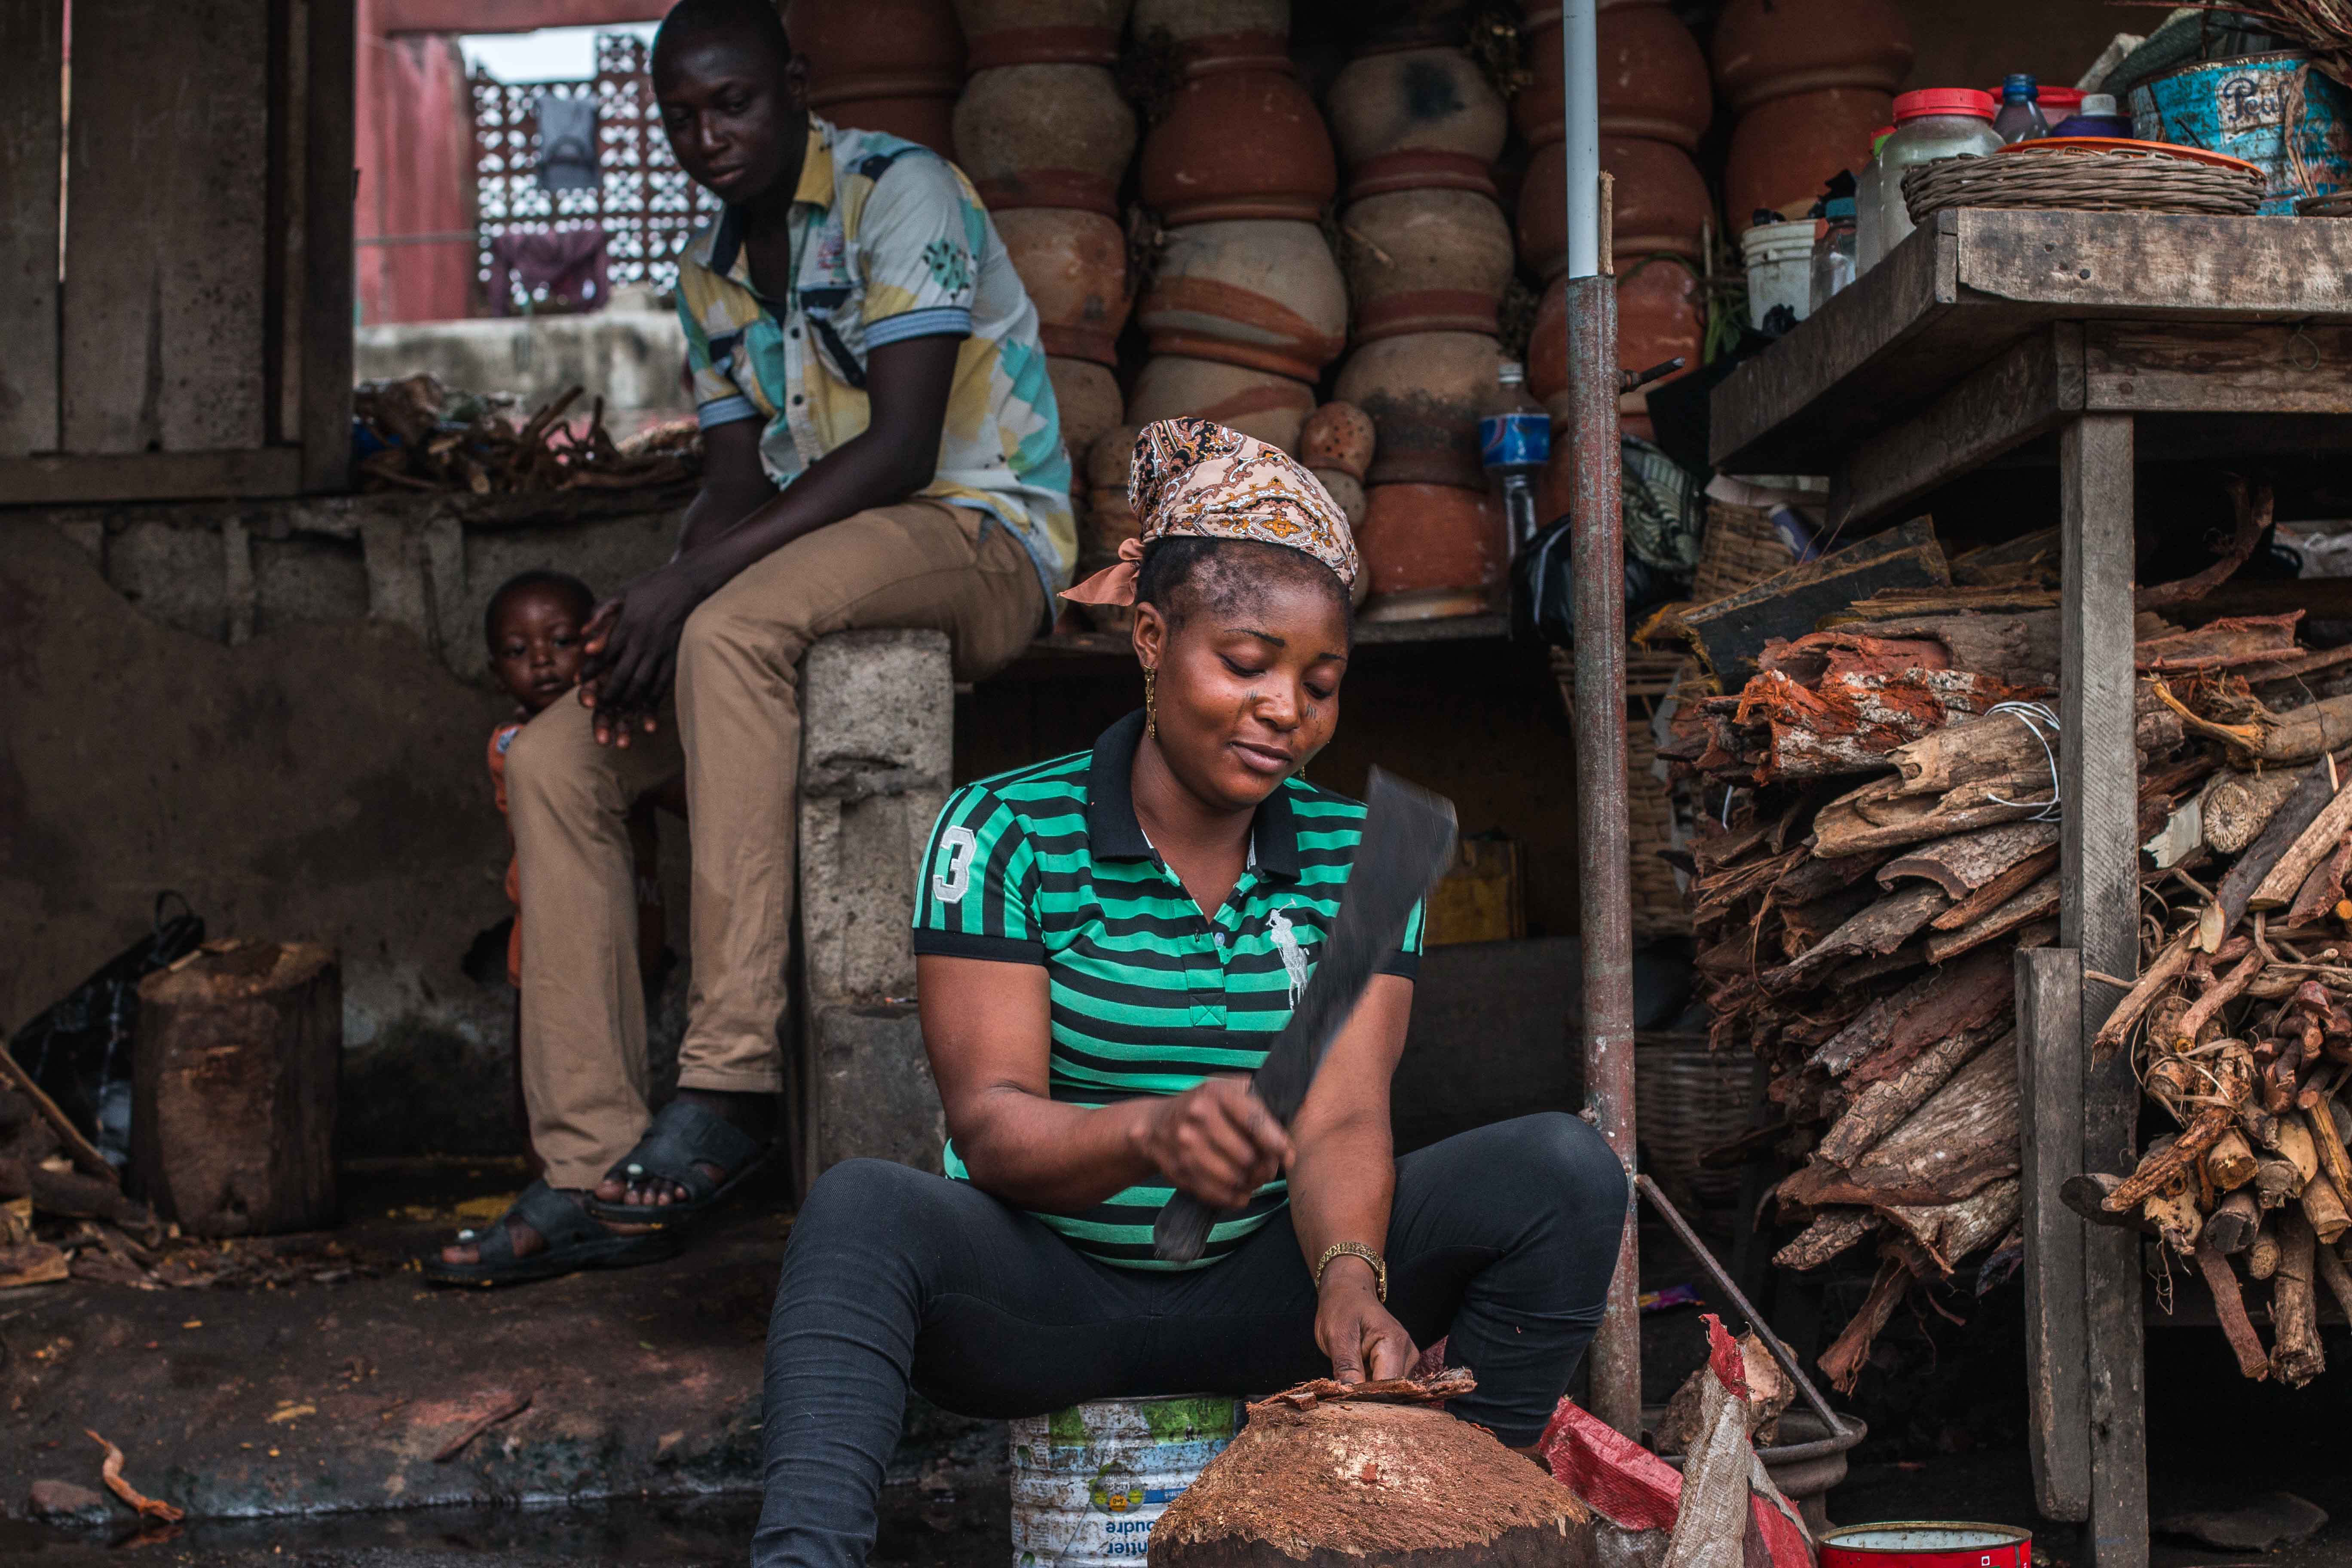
xmin=2084 ymin=322 xmax=2352 ymax=414
xmin=1830 ymin=325 xmax=2083 ymax=530
xmin=2058 ymin=413 xmax=2147 ymax=1568
xmin=0 ymin=448 xmax=303 ymax=506
xmin=0 ymin=0 xmax=62 ymax=456
xmin=2015 ymin=946 xmax=2088 ymax=1522
xmin=1959 ymin=210 xmax=2352 ymax=319
xmin=299 ymin=0 xmax=357 ymax=493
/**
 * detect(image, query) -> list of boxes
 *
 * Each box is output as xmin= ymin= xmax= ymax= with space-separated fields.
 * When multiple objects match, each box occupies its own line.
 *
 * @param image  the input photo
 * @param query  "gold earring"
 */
xmin=1144 ymin=665 xmax=1158 ymax=740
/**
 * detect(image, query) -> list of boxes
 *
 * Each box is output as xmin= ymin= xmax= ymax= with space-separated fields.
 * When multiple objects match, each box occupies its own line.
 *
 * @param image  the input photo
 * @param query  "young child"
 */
xmin=484 ymin=571 xmax=667 ymax=992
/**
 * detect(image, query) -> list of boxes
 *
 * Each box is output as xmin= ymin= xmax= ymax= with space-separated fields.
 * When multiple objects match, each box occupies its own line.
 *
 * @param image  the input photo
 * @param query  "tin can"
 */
xmin=1009 ymin=1395 xmax=1241 ymax=1568
xmin=2130 ymin=52 xmax=2352 ymax=213
xmin=1819 ymin=1522 xmax=2034 ymax=1568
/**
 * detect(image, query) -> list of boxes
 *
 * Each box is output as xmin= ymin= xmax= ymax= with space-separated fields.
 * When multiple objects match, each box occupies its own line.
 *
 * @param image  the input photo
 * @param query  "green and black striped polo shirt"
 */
xmin=911 ymin=710 xmax=1424 ymax=1269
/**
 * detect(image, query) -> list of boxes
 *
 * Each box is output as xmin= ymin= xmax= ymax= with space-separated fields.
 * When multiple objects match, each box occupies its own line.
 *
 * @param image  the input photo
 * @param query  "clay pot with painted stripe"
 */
xmin=1357 ymin=482 xmax=1506 ymax=621
xmin=1724 ymin=86 xmax=1890 ymax=226
xmin=953 ymin=63 xmax=1137 ymax=215
xmin=1341 ymin=187 xmax=1514 ymax=341
xmin=1331 ymin=330 xmax=1499 ymax=490
xmin=950 ymin=0 xmax=1127 ymax=70
xmin=1130 ymin=355 xmax=1316 ymax=453
xmin=1709 ymin=0 xmax=1911 ymax=114
xmin=1138 ymin=220 xmax=1348 ymax=382
xmin=1300 ymin=401 xmax=1375 ymax=481
xmin=1130 ymin=0 xmax=1289 ymax=73
xmin=1139 ymin=69 xmax=1338 ymax=224
xmin=1516 ymin=1 xmax=1711 ymax=151
xmin=1615 ymin=256 xmax=1703 ymax=404
xmin=787 ymin=0 xmax=966 ymax=156
xmin=1326 ymin=46 xmax=1506 ymax=201
xmin=1517 ymin=135 xmax=1712 ymax=279
xmin=995 ymin=208 xmax=1132 ymax=367
xmin=1048 ymin=357 xmax=1125 ymax=475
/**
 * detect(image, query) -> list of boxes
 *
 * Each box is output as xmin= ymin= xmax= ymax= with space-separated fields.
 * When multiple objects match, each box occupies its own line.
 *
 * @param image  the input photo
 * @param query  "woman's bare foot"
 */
xmin=593 ymin=1089 xmax=778 ymax=1208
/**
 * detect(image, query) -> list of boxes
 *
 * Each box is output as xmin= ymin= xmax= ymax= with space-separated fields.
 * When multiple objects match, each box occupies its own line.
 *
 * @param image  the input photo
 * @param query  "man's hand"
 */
xmin=1315 ymin=1258 xmax=1415 ymax=1385
xmin=577 ymin=562 xmax=708 ymax=743
xmin=1136 ymin=1077 xmax=1293 ymax=1210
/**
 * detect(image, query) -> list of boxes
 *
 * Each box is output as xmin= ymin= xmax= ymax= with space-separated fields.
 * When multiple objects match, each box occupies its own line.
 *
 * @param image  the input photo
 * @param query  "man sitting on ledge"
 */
xmin=429 ymin=0 xmax=1071 ymax=1285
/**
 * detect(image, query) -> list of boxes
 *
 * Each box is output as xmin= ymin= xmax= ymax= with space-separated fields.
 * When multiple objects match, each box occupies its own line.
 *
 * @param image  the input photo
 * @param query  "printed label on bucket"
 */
xmin=1011 ymin=1397 xmax=1241 ymax=1568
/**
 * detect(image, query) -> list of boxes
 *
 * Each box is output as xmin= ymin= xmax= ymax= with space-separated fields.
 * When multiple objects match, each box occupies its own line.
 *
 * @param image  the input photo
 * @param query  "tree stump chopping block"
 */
xmin=133 ymin=940 xmax=339 ymax=1237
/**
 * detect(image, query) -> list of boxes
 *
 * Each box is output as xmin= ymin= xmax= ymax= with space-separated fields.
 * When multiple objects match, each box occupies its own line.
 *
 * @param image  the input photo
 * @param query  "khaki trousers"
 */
xmin=504 ymin=501 xmax=1043 ymax=1188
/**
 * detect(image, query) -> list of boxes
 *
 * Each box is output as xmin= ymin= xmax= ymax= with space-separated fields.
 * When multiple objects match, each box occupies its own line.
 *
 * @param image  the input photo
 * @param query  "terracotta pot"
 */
xmin=1526 ymin=273 xmax=1567 ymax=411
xmin=1326 ymin=46 xmax=1507 ymax=201
xmin=995 ymin=208 xmax=1132 ymax=367
xmin=1300 ymin=401 xmax=1375 ymax=480
xmin=1047 ymin=356 xmax=1125 ymax=474
xmin=954 ymin=64 xmax=1136 ymax=216
xmin=1357 ymin=482 xmax=1506 ymax=621
xmin=950 ymin=0 xmax=1128 ymax=69
xmin=1517 ymin=3 xmax=1710 ymax=151
xmin=1140 ymin=70 xmax=1338 ymax=224
xmin=1130 ymin=355 xmax=1316 ymax=452
xmin=1724 ymin=86 xmax=1890 ymax=227
xmin=1710 ymin=0 xmax=1912 ymax=114
xmin=1341 ymin=188 xmax=1514 ymax=341
xmin=1138 ymin=219 xmax=1348 ymax=381
xmin=1517 ymin=135 xmax=1712 ymax=280
xmin=1616 ymin=256 xmax=1703 ymax=398
xmin=1312 ymin=467 xmax=1369 ymax=529
xmin=1130 ymin=0 xmax=1289 ymax=74
xmin=1331 ymin=330 xmax=1499 ymax=490
xmin=788 ymin=0 xmax=965 ymax=157
xmin=1087 ymin=421 xmax=1141 ymax=493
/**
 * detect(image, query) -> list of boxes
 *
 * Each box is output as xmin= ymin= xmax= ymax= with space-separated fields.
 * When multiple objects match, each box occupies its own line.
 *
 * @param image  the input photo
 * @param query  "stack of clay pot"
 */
xmin=1322 ymin=34 xmax=1509 ymax=620
xmin=1712 ymin=0 xmax=1913 ymax=229
xmin=1079 ymin=423 xmax=1142 ymax=632
xmin=1129 ymin=0 xmax=1338 ymax=454
xmin=1298 ymin=404 xmax=1375 ymax=609
xmin=785 ymin=0 xmax=965 ymax=157
xmin=1517 ymin=0 xmax=1713 ymax=442
xmin=950 ymin=0 xmax=1138 ymax=471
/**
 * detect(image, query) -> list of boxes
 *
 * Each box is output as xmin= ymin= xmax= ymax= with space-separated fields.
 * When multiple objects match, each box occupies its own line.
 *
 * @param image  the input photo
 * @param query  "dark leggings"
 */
xmin=752 ymin=1112 xmax=1629 ymax=1568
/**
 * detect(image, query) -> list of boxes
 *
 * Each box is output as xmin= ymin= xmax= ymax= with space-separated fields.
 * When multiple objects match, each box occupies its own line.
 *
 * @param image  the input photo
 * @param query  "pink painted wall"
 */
xmin=355 ymin=0 xmax=479 ymax=324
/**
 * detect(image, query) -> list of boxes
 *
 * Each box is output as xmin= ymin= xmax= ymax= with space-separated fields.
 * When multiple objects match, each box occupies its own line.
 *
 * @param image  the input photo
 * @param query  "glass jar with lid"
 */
xmin=1876 ymin=89 xmax=2003 ymax=258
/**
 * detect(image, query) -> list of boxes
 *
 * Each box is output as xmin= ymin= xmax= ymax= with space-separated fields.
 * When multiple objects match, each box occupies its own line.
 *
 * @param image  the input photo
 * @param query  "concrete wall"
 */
xmin=354 ymin=307 xmax=695 ymax=436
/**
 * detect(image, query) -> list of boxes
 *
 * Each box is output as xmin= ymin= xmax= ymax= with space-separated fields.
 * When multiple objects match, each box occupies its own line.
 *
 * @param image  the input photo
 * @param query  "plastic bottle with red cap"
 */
xmin=1874 ymin=88 xmax=2002 ymax=259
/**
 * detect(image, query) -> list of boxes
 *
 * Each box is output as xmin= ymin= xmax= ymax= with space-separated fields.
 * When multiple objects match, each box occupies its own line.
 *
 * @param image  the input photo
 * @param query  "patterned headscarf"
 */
xmin=1060 ymin=419 xmax=1359 ymax=606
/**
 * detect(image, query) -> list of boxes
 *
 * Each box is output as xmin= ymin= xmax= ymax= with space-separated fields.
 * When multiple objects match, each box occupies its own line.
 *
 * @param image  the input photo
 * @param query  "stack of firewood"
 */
xmin=354 ymin=376 xmax=701 ymax=495
xmin=1666 ymin=514 xmax=2352 ymax=1384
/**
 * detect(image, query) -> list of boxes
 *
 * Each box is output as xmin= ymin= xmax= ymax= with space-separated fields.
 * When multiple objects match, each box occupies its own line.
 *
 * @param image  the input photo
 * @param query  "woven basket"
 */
xmin=1693 ymin=500 xmax=1798 ymax=606
xmin=1548 ymin=644 xmax=1697 ymax=701
xmin=1902 ymin=148 xmax=2265 ymax=222
xmin=1635 ymin=1031 xmax=1757 ymax=1210
xmin=1626 ymin=722 xmax=1691 ymax=940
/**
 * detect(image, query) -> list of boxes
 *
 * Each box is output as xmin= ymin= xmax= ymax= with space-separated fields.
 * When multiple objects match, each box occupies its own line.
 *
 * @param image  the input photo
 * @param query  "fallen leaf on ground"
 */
xmin=0 ymin=1242 xmax=69 ymax=1289
xmin=267 ymin=1404 xmax=316 ymax=1424
xmin=451 ymin=1195 xmax=515 ymax=1223
xmin=88 ymin=1429 xmax=185 ymax=1522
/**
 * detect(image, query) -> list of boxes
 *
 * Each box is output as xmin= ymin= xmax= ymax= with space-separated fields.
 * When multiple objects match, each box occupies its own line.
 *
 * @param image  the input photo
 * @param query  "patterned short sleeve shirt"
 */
xmin=672 ymin=116 xmax=1075 ymax=605
xmin=911 ymin=711 xmax=1425 ymax=1270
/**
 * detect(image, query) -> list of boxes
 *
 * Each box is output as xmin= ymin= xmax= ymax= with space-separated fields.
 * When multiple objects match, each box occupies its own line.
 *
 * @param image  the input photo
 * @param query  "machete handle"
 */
xmin=1152 ymin=1190 xmax=1223 ymax=1264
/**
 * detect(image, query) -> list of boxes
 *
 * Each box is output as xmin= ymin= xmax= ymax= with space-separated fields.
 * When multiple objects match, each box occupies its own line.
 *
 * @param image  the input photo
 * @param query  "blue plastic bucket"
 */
xmin=2130 ymin=51 xmax=2352 ymax=213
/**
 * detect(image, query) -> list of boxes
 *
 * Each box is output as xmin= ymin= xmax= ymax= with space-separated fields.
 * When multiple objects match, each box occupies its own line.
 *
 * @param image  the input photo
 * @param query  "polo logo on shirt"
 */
xmin=1268 ymin=906 xmax=1311 ymax=1008
xmin=932 ymin=825 xmax=978 ymax=904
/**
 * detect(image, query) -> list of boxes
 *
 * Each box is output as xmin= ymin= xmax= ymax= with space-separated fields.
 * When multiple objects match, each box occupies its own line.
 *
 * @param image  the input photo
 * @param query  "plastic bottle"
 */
xmin=1854 ymin=124 xmax=1897 ymax=275
xmin=1478 ymin=362 xmax=1550 ymax=557
xmin=1810 ymin=196 xmax=1857 ymax=312
xmin=1992 ymin=73 xmax=2049 ymax=143
xmin=1877 ymin=89 xmax=2003 ymax=257
xmin=2051 ymin=92 xmax=2131 ymax=138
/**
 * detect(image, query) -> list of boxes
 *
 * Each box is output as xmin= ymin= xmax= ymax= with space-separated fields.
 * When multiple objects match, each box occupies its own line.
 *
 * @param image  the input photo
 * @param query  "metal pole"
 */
xmin=1560 ymin=0 xmax=1639 ymax=1440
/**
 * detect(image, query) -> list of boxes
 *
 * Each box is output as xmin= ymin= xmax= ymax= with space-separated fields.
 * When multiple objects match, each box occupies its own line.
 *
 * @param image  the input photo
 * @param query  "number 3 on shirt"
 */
xmin=932 ymin=825 xmax=978 ymax=904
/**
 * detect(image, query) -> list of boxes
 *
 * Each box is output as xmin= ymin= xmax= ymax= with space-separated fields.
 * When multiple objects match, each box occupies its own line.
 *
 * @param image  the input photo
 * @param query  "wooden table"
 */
xmin=1710 ymin=209 xmax=2352 ymax=1568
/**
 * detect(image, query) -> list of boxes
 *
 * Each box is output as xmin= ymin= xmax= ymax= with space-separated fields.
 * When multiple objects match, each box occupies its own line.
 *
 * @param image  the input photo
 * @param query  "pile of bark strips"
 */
xmin=1149 ymin=1369 xmax=1595 ymax=1568
xmin=1656 ymin=493 xmax=2352 ymax=1385
xmin=355 ymin=375 xmax=700 ymax=495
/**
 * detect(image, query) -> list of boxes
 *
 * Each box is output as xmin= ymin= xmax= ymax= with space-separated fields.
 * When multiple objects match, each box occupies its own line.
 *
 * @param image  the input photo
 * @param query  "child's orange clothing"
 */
xmin=490 ymin=720 xmax=665 ymax=987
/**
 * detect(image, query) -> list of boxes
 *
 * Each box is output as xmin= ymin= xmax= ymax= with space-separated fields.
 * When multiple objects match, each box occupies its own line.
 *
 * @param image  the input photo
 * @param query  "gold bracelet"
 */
xmin=1314 ymin=1241 xmax=1387 ymax=1302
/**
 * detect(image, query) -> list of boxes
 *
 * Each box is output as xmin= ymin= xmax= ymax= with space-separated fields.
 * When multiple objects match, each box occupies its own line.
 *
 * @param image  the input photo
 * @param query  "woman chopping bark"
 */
xmin=753 ymin=420 xmax=1629 ymax=1568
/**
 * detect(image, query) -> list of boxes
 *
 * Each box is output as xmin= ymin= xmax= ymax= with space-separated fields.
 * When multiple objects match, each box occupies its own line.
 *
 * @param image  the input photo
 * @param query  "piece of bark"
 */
xmin=1819 ymin=1250 xmax=1913 ymax=1395
xmin=2207 ymin=1128 xmax=2260 ymax=1190
xmin=1884 ymin=685 xmax=2177 ymax=800
xmin=2287 ymin=835 xmax=2352 ymax=927
xmin=1926 ymin=843 xmax=2060 ymax=932
xmin=2193 ymin=1242 xmax=2272 ymax=1381
xmin=2143 ymin=1187 xmax=2204 ymax=1255
xmin=2201 ymin=764 xmax=2343 ymax=951
xmin=1879 ymin=1174 xmax=2022 ymax=1273
xmin=2168 ymin=687 xmax=2352 ymax=768
xmin=1789 ymin=1043 xmax=2019 ymax=1209
xmin=1825 ymin=609 xmax=2060 ymax=686
xmin=2305 ymin=1106 xmax=2352 ymax=1207
xmin=2202 ymin=767 xmax=2315 ymax=857
xmin=1923 ymin=875 xmax=2060 ymax=964
xmin=2170 ymin=947 xmax=2267 ymax=1048
xmin=1773 ymin=1208 xmax=1880 ymax=1271
xmin=2138 ymin=615 xmax=2302 ymax=675
xmin=2206 ymin=1188 xmax=2263 ymax=1253
xmin=1813 ymin=1031 xmax=1994 ymax=1169
xmin=2092 ymin=930 xmax=2196 ymax=1057
xmin=0 ymin=1048 xmax=115 ymax=1186
xmin=1669 ymin=517 xmax=1950 ymax=683
xmin=2273 ymin=1118 xmax=2321 ymax=1188
xmin=2104 ymin=1109 xmax=2233 ymax=1211
xmin=2252 ymin=775 xmax=2352 ymax=910
xmin=1773 ymin=848 xmax=1891 ymax=904
xmin=2300 ymin=1175 xmax=2351 ymax=1244
xmin=1812 ymin=772 xmax=2062 ymax=858
xmin=1734 ymin=665 xmax=2031 ymax=781
xmin=1774 ymin=883 xmax=1952 ymax=978
xmin=2269 ymin=1212 xmax=2325 ymax=1387
xmin=1779 ymin=882 xmax=1886 ymax=949
xmin=1878 ymin=821 xmax=2059 ymax=900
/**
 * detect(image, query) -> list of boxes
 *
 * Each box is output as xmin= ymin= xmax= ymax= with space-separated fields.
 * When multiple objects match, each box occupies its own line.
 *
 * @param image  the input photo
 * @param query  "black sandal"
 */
xmin=582 ymin=1098 xmax=775 ymax=1228
xmin=422 ymin=1180 xmax=682 ymax=1287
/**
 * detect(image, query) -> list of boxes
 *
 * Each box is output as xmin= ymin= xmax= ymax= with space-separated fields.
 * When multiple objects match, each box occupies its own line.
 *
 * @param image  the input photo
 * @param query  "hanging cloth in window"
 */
xmin=536 ymin=92 xmax=600 ymax=192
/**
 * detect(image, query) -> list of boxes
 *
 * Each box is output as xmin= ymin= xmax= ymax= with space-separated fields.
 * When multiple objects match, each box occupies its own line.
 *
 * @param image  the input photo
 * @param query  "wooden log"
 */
xmin=132 ymin=940 xmax=339 ymax=1238
xmin=2192 ymin=1242 xmax=2270 ymax=1381
xmin=1880 ymin=820 xmax=2060 ymax=899
xmin=2286 ymin=834 xmax=2352 ymax=927
xmin=2269 ymin=1211 xmax=2325 ymax=1387
xmin=1884 ymin=686 xmax=2178 ymax=800
xmin=2202 ymin=766 xmax=2313 ymax=857
xmin=2061 ymin=1172 xmax=2157 ymax=1233
xmin=2166 ymin=688 xmax=2352 ymax=768
xmin=2249 ymin=1217 xmax=2283 ymax=1279
xmin=1928 ymin=843 xmax=2060 ymax=931
xmin=2205 ymin=1188 xmax=2262 ymax=1253
xmin=2300 ymin=1173 xmax=2351 ymax=1244
xmin=1813 ymin=771 xmax=2063 ymax=859
xmin=1880 ymin=1174 xmax=2021 ymax=1273
xmin=1924 ymin=875 xmax=2060 ymax=964
xmin=2170 ymin=946 xmax=2266 ymax=1048
xmin=2102 ymin=1108 xmax=2231 ymax=1211
xmin=2255 ymin=1155 xmax=2302 ymax=1210
xmin=2305 ymin=1105 xmax=2352 ymax=1208
xmin=1773 ymin=882 xmax=1952 ymax=978
xmin=2200 ymin=763 xmax=2340 ymax=950
xmin=1773 ymin=1208 xmax=1879 ymax=1270
xmin=1735 ymin=665 xmax=2031 ymax=780
xmin=1819 ymin=1250 xmax=1913 ymax=1395
xmin=2251 ymin=775 xmax=2352 ymax=911
xmin=2272 ymin=1117 xmax=2321 ymax=1190
xmin=1789 ymin=1041 xmax=2019 ymax=1209
xmin=2206 ymin=1128 xmax=2259 ymax=1191
xmin=2091 ymin=929 xmax=2195 ymax=1057
xmin=2142 ymin=1186 xmax=2203 ymax=1256
xmin=1829 ymin=609 xmax=2061 ymax=687
xmin=1812 ymin=1030 xmax=1991 ymax=1169
xmin=1843 ymin=948 xmax=2017 ymax=1090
